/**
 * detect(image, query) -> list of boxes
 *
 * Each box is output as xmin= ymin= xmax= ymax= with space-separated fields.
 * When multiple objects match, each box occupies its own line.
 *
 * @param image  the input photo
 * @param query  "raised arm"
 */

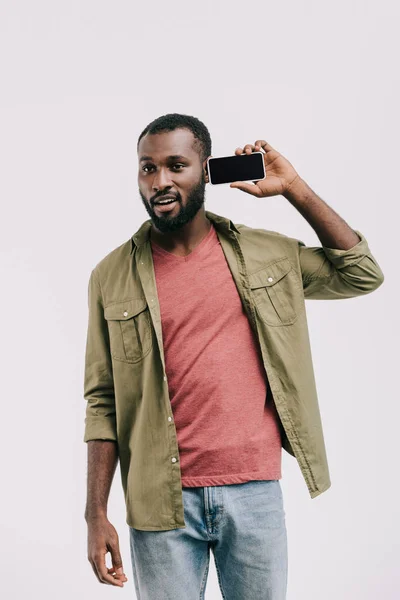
xmin=230 ymin=139 xmax=384 ymax=300
xmin=285 ymin=177 xmax=384 ymax=299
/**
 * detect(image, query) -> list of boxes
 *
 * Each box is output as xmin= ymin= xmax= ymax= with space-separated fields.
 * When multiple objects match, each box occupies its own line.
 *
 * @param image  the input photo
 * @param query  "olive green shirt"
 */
xmin=83 ymin=210 xmax=384 ymax=531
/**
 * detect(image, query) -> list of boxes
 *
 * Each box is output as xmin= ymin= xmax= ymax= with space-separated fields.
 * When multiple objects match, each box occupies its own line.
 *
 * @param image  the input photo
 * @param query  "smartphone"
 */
xmin=207 ymin=151 xmax=266 ymax=185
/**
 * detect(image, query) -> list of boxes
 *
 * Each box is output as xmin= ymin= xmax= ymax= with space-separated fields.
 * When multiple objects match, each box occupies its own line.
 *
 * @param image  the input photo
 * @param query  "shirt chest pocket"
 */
xmin=249 ymin=257 xmax=300 ymax=326
xmin=104 ymin=298 xmax=153 ymax=363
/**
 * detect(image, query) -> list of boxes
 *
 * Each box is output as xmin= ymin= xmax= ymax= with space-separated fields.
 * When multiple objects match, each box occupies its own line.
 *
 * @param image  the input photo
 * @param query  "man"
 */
xmin=83 ymin=113 xmax=384 ymax=599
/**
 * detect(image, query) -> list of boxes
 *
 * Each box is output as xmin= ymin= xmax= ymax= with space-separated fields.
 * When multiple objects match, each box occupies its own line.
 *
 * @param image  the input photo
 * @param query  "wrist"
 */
xmin=283 ymin=174 xmax=306 ymax=200
xmin=85 ymin=508 xmax=108 ymax=522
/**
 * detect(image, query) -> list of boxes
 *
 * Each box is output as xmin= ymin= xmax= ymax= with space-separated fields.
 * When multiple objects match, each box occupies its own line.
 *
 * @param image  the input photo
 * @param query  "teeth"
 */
xmin=157 ymin=199 xmax=176 ymax=204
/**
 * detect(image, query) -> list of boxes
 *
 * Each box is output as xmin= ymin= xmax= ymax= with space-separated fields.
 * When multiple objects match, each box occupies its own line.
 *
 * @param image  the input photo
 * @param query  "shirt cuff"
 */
xmin=83 ymin=415 xmax=117 ymax=443
xmin=322 ymin=230 xmax=371 ymax=269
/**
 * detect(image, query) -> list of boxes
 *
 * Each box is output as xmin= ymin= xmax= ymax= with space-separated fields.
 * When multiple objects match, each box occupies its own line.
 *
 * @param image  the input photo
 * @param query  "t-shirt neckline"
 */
xmin=150 ymin=222 xmax=216 ymax=261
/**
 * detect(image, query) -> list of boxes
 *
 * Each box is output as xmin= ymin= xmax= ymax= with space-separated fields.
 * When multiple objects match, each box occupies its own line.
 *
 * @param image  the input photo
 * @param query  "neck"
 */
xmin=150 ymin=209 xmax=211 ymax=255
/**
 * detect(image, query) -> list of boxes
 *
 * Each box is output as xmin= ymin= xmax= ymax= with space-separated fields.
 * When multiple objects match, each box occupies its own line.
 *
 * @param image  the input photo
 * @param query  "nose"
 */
xmin=152 ymin=166 xmax=173 ymax=192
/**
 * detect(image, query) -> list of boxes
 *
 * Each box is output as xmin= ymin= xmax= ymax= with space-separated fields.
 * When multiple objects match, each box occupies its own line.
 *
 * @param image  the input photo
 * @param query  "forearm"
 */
xmin=85 ymin=440 xmax=119 ymax=521
xmin=283 ymin=177 xmax=361 ymax=250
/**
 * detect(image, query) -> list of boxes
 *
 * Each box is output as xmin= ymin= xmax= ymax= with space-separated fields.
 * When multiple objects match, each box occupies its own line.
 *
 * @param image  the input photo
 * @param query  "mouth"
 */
xmin=153 ymin=195 xmax=179 ymax=213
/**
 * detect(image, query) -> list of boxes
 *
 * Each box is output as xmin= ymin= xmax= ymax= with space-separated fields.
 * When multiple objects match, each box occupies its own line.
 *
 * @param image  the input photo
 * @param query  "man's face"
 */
xmin=138 ymin=128 xmax=209 ymax=233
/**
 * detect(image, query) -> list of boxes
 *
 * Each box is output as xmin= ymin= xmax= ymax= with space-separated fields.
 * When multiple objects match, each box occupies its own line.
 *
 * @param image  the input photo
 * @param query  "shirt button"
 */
xmin=163 ymin=375 xmax=167 ymax=381
xmin=171 ymin=457 xmax=177 ymax=463
xmin=267 ymin=277 xmax=273 ymax=282
xmin=123 ymin=311 xmax=128 ymax=316
xmin=168 ymin=416 xmax=172 ymax=422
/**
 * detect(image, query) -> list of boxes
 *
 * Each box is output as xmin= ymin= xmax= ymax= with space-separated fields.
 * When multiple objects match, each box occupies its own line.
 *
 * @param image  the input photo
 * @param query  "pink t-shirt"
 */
xmin=151 ymin=222 xmax=282 ymax=486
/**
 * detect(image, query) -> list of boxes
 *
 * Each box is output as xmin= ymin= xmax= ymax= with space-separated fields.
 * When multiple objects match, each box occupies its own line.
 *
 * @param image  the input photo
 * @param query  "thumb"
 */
xmin=111 ymin=547 xmax=124 ymax=573
xmin=230 ymin=181 xmax=261 ymax=196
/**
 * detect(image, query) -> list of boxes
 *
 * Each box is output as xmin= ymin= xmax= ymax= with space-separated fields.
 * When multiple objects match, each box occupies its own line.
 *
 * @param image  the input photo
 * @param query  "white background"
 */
xmin=1 ymin=1 xmax=399 ymax=598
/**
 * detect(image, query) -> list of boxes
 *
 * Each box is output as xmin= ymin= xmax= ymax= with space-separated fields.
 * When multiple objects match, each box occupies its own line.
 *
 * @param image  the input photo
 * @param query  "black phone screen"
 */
xmin=207 ymin=152 xmax=265 ymax=185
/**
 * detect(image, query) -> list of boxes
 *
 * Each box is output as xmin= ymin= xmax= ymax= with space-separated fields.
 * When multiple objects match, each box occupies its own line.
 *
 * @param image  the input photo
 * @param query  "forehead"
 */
xmin=138 ymin=128 xmax=199 ymax=162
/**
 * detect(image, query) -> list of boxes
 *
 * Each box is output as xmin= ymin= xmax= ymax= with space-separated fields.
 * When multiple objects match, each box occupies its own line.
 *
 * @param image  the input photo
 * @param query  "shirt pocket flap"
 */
xmin=249 ymin=257 xmax=292 ymax=290
xmin=104 ymin=297 xmax=147 ymax=321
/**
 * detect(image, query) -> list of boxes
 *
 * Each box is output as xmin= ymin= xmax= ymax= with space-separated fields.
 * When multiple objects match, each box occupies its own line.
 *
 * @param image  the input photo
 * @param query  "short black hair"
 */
xmin=137 ymin=113 xmax=212 ymax=164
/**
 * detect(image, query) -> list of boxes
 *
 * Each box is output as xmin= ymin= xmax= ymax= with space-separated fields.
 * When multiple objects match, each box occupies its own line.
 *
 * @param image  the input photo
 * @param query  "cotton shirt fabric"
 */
xmin=83 ymin=210 xmax=384 ymax=531
xmin=150 ymin=222 xmax=282 ymax=486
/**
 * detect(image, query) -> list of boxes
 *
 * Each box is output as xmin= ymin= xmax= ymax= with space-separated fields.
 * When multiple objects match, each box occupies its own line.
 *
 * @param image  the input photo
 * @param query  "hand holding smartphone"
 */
xmin=206 ymin=151 xmax=266 ymax=185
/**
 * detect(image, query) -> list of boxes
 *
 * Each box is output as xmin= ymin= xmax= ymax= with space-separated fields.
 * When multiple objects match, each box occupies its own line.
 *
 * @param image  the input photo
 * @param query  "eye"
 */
xmin=141 ymin=163 xmax=185 ymax=173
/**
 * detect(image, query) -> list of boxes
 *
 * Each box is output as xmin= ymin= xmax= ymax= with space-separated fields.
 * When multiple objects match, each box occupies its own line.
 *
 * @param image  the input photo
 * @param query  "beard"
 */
xmin=139 ymin=175 xmax=206 ymax=233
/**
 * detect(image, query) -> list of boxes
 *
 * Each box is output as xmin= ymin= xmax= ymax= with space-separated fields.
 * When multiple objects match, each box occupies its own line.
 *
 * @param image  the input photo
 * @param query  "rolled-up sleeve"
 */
xmin=297 ymin=230 xmax=385 ymax=300
xmin=83 ymin=268 xmax=117 ymax=442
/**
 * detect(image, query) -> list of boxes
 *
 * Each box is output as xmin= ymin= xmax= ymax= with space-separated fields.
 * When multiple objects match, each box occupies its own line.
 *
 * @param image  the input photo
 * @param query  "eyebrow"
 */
xmin=139 ymin=154 xmax=188 ymax=162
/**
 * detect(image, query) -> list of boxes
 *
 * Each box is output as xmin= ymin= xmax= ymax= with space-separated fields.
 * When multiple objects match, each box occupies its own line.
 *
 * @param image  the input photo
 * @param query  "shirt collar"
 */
xmin=129 ymin=210 xmax=240 ymax=254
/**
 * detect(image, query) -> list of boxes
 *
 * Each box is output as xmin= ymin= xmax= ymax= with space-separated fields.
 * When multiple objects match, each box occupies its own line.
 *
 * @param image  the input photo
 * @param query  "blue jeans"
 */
xmin=129 ymin=479 xmax=288 ymax=599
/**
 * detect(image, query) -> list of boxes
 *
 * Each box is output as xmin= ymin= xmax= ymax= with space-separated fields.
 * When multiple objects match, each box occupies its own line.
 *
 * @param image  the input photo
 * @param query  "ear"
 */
xmin=203 ymin=156 xmax=212 ymax=183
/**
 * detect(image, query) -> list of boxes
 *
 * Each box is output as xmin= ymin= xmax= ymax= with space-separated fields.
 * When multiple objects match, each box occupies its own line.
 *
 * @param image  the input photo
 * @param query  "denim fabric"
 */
xmin=129 ymin=480 xmax=288 ymax=599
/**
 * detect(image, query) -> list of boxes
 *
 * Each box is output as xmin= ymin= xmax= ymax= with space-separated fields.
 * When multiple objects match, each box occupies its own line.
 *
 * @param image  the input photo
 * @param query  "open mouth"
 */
xmin=153 ymin=198 xmax=179 ymax=213
xmin=154 ymin=198 xmax=177 ymax=205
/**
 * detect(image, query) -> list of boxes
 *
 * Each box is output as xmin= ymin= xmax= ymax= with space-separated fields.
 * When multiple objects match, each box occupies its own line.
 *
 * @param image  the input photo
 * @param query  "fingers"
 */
xmin=90 ymin=553 xmax=116 ymax=586
xmin=90 ymin=557 xmax=103 ymax=584
xmin=89 ymin=554 xmax=128 ymax=587
xmin=235 ymin=144 xmax=255 ymax=155
xmin=87 ymin=521 xmax=128 ymax=587
xmin=235 ymin=140 xmax=275 ymax=155
xmin=230 ymin=181 xmax=262 ymax=197
xmin=255 ymin=139 xmax=275 ymax=153
xmin=90 ymin=551 xmax=125 ymax=587
xmin=110 ymin=543 xmax=128 ymax=583
xmin=108 ymin=566 xmax=128 ymax=584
